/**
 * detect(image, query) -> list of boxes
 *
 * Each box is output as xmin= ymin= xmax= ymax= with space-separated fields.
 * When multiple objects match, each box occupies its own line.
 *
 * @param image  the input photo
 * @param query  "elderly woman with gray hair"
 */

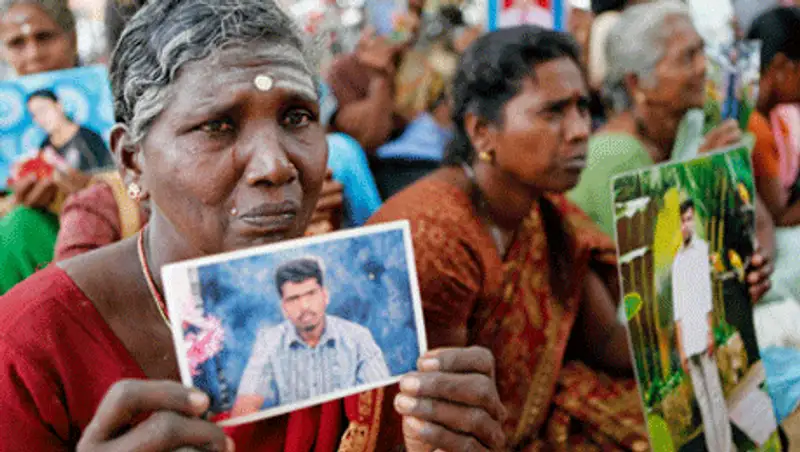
xmin=571 ymin=0 xmax=749 ymax=235
xmin=569 ymin=0 xmax=776 ymax=292
xmin=0 ymin=1 xmax=507 ymax=451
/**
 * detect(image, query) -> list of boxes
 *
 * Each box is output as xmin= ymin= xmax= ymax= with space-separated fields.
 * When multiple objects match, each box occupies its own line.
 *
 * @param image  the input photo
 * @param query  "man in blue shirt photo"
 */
xmin=232 ymin=257 xmax=390 ymax=416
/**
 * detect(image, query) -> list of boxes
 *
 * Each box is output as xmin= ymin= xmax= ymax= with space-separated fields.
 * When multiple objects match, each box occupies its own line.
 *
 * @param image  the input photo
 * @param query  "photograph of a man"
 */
xmin=26 ymin=89 xmax=111 ymax=172
xmin=672 ymin=199 xmax=733 ymax=452
xmin=232 ymin=257 xmax=390 ymax=416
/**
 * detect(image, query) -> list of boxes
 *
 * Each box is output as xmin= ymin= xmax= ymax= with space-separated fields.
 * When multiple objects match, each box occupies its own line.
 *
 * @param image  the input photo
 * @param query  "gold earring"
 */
xmin=127 ymin=183 xmax=142 ymax=200
xmin=635 ymin=91 xmax=646 ymax=105
xmin=478 ymin=150 xmax=495 ymax=164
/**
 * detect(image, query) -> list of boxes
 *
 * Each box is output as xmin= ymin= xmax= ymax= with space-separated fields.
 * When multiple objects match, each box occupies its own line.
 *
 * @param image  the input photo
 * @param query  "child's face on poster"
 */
xmin=280 ymin=278 xmax=329 ymax=332
xmin=681 ymin=208 xmax=695 ymax=242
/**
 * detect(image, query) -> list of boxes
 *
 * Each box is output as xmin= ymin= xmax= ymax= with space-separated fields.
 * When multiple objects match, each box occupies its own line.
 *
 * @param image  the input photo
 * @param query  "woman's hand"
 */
xmin=11 ymin=174 xmax=58 ymax=208
xmin=395 ymin=347 xmax=507 ymax=452
xmin=698 ymin=119 xmax=743 ymax=154
xmin=356 ymin=27 xmax=401 ymax=76
xmin=746 ymin=250 xmax=773 ymax=304
xmin=77 ymin=380 xmax=233 ymax=452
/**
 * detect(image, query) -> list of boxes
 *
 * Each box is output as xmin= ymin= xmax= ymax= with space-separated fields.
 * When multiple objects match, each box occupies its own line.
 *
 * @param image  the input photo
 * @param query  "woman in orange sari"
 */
xmin=370 ymin=26 xmax=650 ymax=450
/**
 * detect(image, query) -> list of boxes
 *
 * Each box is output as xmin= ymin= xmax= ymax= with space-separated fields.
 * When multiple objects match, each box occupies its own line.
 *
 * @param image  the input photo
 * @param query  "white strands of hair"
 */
xmin=110 ymin=0 xmax=320 ymax=144
xmin=603 ymin=0 xmax=693 ymax=112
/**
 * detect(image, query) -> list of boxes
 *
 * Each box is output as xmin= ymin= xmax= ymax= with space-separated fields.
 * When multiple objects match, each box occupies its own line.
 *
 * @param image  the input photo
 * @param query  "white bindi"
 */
xmin=254 ymin=74 xmax=274 ymax=92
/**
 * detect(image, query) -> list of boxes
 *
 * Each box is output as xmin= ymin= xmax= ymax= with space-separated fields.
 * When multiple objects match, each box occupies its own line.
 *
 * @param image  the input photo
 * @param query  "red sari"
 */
xmin=0 ymin=267 xmax=402 ymax=451
xmin=369 ymin=178 xmax=649 ymax=451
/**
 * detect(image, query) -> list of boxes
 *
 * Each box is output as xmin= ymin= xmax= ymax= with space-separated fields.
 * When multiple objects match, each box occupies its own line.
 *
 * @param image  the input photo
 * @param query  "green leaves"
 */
xmin=625 ymin=292 xmax=644 ymax=321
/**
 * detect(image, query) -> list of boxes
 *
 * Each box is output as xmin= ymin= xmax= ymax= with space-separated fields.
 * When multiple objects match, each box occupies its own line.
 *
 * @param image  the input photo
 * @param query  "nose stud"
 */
xmin=254 ymin=74 xmax=274 ymax=92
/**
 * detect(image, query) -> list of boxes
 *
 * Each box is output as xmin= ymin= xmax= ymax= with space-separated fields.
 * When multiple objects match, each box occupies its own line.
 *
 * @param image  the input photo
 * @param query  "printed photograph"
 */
xmin=162 ymin=221 xmax=426 ymax=426
xmin=705 ymin=40 xmax=762 ymax=131
xmin=490 ymin=0 xmax=567 ymax=31
xmin=0 ymin=65 xmax=115 ymax=191
xmin=612 ymin=147 xmax=783 ymax=451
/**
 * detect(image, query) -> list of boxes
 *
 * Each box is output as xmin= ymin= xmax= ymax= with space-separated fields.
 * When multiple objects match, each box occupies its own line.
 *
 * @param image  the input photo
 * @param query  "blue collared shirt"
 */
xmin=236 ymin=315 xmax=391 ymax=408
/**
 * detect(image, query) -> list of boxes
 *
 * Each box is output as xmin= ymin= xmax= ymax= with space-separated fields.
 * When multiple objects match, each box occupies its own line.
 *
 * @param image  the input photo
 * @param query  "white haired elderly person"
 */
xmin=0 ymin=1 xmax=508 ymax=451
xmin=569 ymin=0 xmax=773 ymax=302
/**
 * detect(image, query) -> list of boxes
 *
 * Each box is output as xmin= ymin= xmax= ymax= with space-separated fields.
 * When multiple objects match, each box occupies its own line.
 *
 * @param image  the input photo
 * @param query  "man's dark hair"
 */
xmin=27 ymin=89 xmax=59 ymax=104
xmin=680 ymin=199 xmax=695 ymax=215
xmin=275 ymin=257 xmax=324 ymax=296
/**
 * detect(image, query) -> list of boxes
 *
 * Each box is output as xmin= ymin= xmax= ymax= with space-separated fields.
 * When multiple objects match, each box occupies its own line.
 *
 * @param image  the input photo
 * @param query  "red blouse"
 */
xmin=0 ymin=266 xmax=401 ymax=451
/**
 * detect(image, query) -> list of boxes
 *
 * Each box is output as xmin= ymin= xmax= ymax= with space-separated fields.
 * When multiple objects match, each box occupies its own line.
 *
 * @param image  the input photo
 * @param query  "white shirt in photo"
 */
xmin=672 ymin=237 xmax=714 ymax=357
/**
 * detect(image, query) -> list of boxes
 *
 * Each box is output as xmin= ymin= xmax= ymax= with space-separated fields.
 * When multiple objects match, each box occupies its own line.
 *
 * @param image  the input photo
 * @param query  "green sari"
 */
xmin=0 ymin=206 xmax=60 ymax=294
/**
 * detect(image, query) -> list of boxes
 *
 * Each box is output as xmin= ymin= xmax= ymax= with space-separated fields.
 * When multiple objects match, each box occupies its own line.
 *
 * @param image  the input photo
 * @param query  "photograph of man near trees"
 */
xmin=612 ymin=146 xmax=782 ymax=451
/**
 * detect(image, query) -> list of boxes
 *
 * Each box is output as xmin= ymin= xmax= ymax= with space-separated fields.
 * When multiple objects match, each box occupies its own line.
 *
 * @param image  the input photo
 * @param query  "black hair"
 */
xmin=444 ymin=26 xmax=583 ymax=304
xmin=27 ymin=89 xmax=59 ymax=104
xmin=275 ymin=258 xmax=324 ymax=296
xmin=746 ymin=6 xmax=800 ymax=73
xmin=680 ymin=199 xmax=695 ymax=215
xmin=591 ymin=0 xmax=627 ymax=15
xmin=439 ymin=4 xmax=465 ymax=29
xmin=443 ymin=25 xmax=582 ymax=166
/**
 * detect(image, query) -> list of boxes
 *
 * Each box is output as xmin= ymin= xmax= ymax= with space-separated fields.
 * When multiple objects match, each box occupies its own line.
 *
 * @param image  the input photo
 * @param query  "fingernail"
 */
xmin=418 ymin=358 xmax=440 ymax=371
xmin=189 ymin=391 xmax=209 ymax=410
xmin=394 ymin=394 xmax=418 ymax=413
xmin=399 ymin=376 xmax=420 ymax=394
xmin=404 ymin=416 xmax=425 ymax=433
xmin=226 ymin=436 xmax=235 ymax=452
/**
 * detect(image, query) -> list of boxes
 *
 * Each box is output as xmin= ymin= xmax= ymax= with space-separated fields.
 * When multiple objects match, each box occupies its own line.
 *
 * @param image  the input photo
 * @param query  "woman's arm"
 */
xmin=574 ymin=270 xmax=633 ymax=375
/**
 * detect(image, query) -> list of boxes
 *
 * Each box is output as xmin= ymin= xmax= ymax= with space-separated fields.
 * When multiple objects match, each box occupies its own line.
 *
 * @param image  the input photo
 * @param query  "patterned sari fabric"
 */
xmin=369 ymin=178 xmax=649 ymax=451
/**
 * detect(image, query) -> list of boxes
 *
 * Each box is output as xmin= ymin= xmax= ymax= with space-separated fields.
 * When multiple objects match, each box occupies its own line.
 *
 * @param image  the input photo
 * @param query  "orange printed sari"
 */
xmin=369 ymin=178 xmax=649 ymax=451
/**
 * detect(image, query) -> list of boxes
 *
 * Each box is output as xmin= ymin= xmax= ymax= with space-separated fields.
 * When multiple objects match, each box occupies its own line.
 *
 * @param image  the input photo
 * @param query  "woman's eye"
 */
xmin=282 ymin=109 xmax=315 ymax=128
xmin=199 ymin=119 xmax=235 ymax=134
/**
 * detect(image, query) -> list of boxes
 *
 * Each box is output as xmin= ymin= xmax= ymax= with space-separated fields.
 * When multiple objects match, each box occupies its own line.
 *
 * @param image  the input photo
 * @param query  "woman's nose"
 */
xmin=243 ymin=138 xmax=298 ymax=187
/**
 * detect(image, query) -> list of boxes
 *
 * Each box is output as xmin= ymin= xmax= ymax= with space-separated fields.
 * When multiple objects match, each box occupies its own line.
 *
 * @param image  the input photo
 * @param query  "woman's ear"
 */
xmin=110 ymin=123 xmax=149 ymax=201
xmin=623 ymin=72 xmax=646 ymax=106
xmin=464 ymin=111 xmax=496 ymax=158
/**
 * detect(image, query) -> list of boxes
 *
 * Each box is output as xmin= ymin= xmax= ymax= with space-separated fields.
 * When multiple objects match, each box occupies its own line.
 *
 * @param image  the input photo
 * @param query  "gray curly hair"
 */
xmin=110 ymin=0 xmax=320 ymax=145
xmin=0 ymin=0 xmax=76 ymax=36
xmin=604 ymin=0 xmax=693 ymax=112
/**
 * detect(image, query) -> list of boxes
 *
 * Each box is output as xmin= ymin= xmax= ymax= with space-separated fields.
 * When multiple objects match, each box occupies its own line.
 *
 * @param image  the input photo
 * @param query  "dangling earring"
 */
xmin=128 ymin=183 xmax=142 ymax=200
xmin=634 ymin=91 xmax=646 ymax=105
xmin=478 ymin=150 xmax=495 ymax=164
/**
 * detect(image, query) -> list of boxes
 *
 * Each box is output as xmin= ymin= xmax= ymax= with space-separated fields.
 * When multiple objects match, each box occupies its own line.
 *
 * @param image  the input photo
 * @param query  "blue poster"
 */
xmin=0 ymin=65 xmax=114 ymax=190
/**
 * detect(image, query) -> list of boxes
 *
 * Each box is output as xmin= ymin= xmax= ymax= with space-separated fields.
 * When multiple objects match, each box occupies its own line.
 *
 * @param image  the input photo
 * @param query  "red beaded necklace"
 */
xmin=137 ymin=229 xmax=171 ymax=328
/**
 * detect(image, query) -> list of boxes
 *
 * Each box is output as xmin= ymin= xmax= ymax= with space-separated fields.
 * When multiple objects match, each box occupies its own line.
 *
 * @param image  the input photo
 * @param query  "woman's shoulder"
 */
xmin=369 ymin=175 xmax=480 ymax=235
xmin=588 ymin=132 xmax=649 ymax=158
xmin=0 ymin=266 xmax=93 ymax=351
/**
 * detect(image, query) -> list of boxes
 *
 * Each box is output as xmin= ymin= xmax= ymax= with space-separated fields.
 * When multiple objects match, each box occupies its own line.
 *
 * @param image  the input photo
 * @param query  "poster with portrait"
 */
xmin=611 ymin=146 xmax=783 ymax=451
xmin=0 ymin=65 xmax=115 ymax=191
xmin=162 ymin=221 xmax=427 ymax=427
xmin=488 ymin=0 xmax=568 ymax=32
xmin=705 ymin=40 xmax=762 ymax=132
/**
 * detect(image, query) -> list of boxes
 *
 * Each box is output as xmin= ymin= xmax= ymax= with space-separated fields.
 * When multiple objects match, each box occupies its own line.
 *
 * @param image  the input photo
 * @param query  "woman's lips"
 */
xmin=238 ymin=200 xmax=299 ymax=233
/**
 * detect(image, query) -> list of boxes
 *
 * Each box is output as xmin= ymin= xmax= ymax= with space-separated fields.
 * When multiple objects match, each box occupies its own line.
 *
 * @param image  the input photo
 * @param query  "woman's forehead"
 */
xmin=175 ymin=42 xmax=317 ymax=96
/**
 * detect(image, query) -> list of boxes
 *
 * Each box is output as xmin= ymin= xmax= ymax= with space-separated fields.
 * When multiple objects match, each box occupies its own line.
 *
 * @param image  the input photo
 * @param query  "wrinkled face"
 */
xmin=643 ymin=15 xmax=706 ymax=111
xmin=680 ymin=207 xmax=695 ymax=243
xmin=490 ymin=57 xmax=591 ymax=193
xmin=0 ymin=3 xmax=76 ymax=75
xmin=27 ymin=96 xmax=65 ymax=133
xmin=132 ymin=41 xmax=327 ymax=255
xmin=280 ymin=278 xmax=328 ymax=333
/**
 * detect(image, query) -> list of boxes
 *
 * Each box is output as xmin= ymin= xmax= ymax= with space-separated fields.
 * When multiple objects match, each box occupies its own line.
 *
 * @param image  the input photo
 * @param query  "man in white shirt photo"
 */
xmin=672 ymin=199 xmax=733 ymax=452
